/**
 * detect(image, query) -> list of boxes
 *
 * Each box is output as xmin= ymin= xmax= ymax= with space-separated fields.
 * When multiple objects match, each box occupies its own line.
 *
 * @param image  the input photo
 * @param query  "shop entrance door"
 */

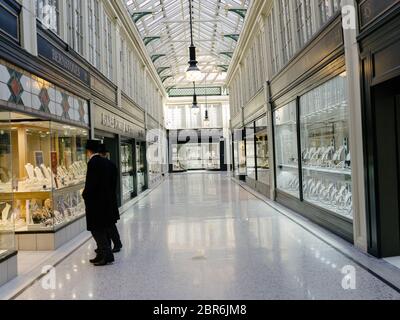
xmin=367 ymin=76 xmax=400 ymax=257
xmin=95 ymin=132 xmax=121 ymax=207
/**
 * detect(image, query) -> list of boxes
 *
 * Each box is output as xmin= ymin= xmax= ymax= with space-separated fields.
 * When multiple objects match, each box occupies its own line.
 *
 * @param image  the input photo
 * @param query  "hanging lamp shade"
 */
xmin=204 ymin=109 xmax=210 ymax=127
xmin=186 ymin=0 xmax=202 ymax=82
xmin=192 ymin=82 xmax=199 ymax=114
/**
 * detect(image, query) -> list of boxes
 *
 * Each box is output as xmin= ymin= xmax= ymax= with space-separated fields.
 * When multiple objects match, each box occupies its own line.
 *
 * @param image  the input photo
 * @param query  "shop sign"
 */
xmin=37 ymin=34 xmax=90 ymax=86
xmin=100 ymin=112 xmax=145 ymax=139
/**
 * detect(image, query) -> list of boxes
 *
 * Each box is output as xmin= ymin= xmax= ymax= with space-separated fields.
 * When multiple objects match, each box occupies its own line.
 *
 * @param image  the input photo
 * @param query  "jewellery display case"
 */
xmin=120 ymin=139 xmax=135 ymax=203
xmin=0 ymin=110 xmax=15 ymax=262
xmin=300 ymin=74 xmax=352 ymax=219
xmin=0 ymin=111 xmax=88 ymax=233
xmin=255 ymin=116 xmax=270 ymax=185
xmin=274 ymin=101 xmax=299 ymax=198
xmin=245 ymin=124 xmax=256 ymax=180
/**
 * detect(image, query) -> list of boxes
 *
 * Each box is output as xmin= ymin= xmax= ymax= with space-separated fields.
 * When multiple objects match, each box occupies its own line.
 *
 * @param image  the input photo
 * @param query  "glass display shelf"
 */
xmin=279 ymin=163 xmax=351 ymax=176
xmin=2 ymin=182 xmax=86 ymax=232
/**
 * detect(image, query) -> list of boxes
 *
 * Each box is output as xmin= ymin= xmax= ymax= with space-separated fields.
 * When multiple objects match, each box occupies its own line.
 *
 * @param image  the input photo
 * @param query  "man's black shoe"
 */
xmin=112 ymin=245 xmax=122 ymax=253
xmin=90 ymin=255 xmax=103 ymax=264
xmin=93 ymin=255 xmax=114 ymax=266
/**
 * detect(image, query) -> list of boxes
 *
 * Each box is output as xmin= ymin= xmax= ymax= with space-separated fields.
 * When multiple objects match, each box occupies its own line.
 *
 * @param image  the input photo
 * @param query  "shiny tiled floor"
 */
xmin=16 ymin=173 xmax=400 ymax=300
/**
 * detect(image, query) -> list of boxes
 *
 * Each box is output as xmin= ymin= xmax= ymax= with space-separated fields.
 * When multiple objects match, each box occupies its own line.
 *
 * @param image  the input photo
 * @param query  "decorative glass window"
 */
xmin=36 ymin=0 xmax=59 ymax=34
xmin=88 ymin=0 xmax=101 ymax=69
xmin=66 ymin=0 xmax=84 ymax=55
xmin=278 ymin=0 xmax=294 ymax=65
xmin=104 ymin=15 xmax=113 ymax=81
xmin=318 ymin=0 xmax=341 ymax=26
xmin=295 ymin=0 xmax=313 ymax=48
xmin=266 ymin=6 xmax=279 ymax=76
xmin=120 ymin=38 xmax=126 ymax=92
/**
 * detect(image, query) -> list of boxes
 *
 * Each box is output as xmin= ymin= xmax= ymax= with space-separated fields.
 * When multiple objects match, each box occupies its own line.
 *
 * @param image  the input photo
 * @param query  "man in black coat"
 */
xmin=82 ymin=140 xmax=115 ymax=266
xmin=98 ymin=143 xmax=123 ymax=253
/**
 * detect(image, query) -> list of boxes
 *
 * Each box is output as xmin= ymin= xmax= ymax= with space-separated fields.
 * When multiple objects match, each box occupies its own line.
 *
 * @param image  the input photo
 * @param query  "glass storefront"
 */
xmin=245 ymin=124 xmax=256 ymax=180
xmin=0 ymin=111 xmax=88 ymax=232
xmin=0 ymin=110 xmax=15 ymax=258
xmin=255 ymin=116 xmax=270 ymax=185
xmin=120 ymin=138 xmax=135 ymax=204
xmin=136 ymin=142 xmax=147 ymax=194
xmin=171 ymin=143 xmax=221 ymax=172
xmin=300 ymin=73 xmax=352 ymax=219
xmin=233 ymin=129 xmax=246 ymax=177
xmin=273 ymin=74 xmax=353 ymax=219
xmin=274 ymin=101 xmax=299 ymax=198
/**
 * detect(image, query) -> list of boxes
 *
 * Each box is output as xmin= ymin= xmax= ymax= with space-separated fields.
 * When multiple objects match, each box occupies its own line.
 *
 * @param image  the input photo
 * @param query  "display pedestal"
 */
xmin=0 ymin=251 xmax=17 ymax=287
xmin=15 ymin=215 xmax=86 ymax=251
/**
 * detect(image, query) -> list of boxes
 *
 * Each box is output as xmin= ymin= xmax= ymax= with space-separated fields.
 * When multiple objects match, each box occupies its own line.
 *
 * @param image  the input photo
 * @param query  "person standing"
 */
xmin=98 ymin=143 xmax=123 ymax=253
xmin=82 ymin=140 xmax=115 ymax=266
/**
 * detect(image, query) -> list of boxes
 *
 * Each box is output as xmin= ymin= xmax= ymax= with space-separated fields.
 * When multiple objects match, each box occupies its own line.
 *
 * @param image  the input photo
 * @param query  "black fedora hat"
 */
xmin=98 ymin=143 xmax=109 ymax=154
xmin=85 ymin=140 xmax=100 ymax=152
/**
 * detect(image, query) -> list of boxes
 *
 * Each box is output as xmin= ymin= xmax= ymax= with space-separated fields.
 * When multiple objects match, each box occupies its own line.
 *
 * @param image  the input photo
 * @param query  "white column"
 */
xmin=342 ymin=0 xmax=368 ymax=252
xmin=20 ymin=0 xmax=38 ymax=56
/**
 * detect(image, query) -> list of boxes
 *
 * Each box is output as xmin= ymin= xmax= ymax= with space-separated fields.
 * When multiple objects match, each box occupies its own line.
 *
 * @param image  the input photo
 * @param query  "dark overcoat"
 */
xmin=83 ymin=155 xmax=119 ymax=231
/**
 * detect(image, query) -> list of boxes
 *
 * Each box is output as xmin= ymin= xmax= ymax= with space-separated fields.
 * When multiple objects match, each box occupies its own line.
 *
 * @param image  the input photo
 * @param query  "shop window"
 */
xmin=255 ymin=116 xmax=270 ymax=185
xmin=0 ymin=110 xmax=15 ymax=257
xmin=3 ymin=112 xmax=89 ymax=232
xmin=233 ymin=129 xmax=246 ymax=177
xmin=300 ymin=73 xmax=352 ymax=219
xmin=274 ymin=101 xmax=299 ymax=198
xmin=120 ymin=139 xmax=135 ymax=203
xmin=246 ymin=123 xmax=256 ymax=180
xmin=136 ymin=142 xmax=147 ymax=194
xmin=36 ymin=0 xmax=59 ymax=35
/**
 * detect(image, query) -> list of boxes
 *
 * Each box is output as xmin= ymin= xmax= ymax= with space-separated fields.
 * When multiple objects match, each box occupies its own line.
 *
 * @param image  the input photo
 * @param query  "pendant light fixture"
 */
xmin=192 ymin=81 xmax=199 ymax=115
xmin=186 ymin=0 xmax=202 ymax=82
xmin=203 ymin=81 xmax=210 ymax=127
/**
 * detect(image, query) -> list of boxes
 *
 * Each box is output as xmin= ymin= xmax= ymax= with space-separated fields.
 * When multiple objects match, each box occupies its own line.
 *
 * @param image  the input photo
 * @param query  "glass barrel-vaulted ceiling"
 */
xmin=125 ymin=0 xmax=250 ymax=90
